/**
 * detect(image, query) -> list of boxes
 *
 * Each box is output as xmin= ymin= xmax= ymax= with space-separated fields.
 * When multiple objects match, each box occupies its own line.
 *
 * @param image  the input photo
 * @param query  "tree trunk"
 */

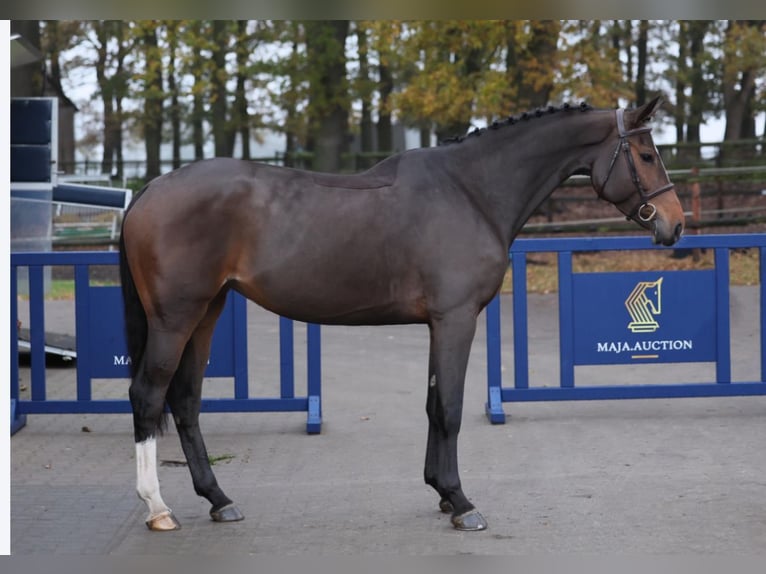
xmin=94 ymin=22 xmax=115 ymax=176
xmin=234 ymin=20 xmax=250 ymax=160
xmin=686 ymin=21 xmax=709 ymax=160
xmin=191 ymin=22 xmax=205 ymax=161
xmin=419 ymin=124 xmax=431 ymax=148
xmin=722 ymin=21 xmax=761 ymax=151
xmin=376 ymin=60 xmax=393 ymax=152
xmin=674 ymin=21 xmax=688 ymax=150
xmin=634 ymin=20 xmax=649 ymax=107
xmin=167 ymin=21 xmax=181 ymax=170
xmin=357 ymin=25 xmax=374 ymax=157
xmin=624 ymin=20 xmax=633 ymax=86
xmin=305 ymin=20 xmax=350 ymax=172
xmin=113 ymin=21 xmax=129 ymax=180
xmin=115 ymin=97 xmax=124 ymax=179
xmin=283 ymin=34 xmax=300 ymax=168
xmin=515 ymin=20 xmax=560 ymax=110
xmin=211 ymin=20 xmax=232 ymax=158
xmin=142 ymin=24 xmax=163 ymax=181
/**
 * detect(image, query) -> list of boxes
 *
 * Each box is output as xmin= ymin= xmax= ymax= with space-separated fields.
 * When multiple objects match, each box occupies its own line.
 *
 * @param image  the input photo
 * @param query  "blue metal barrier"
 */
xmin=11 ymin=251 xmax=322 ymax=435
xmin=11 ymin=236 xmax=766 ymax=432
xmin=485 ymin=234 xmax=766 ymax=423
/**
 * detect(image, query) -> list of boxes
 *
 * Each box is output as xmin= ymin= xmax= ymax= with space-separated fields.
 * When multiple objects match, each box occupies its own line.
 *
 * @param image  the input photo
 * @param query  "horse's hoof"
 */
xmin=146 ymin=510 xmax=181 ymax=531
xmin=210 ymin=503 xmax=245 ymax=523
xmin=451 ymin=509 xmax=488 ymax=531
xmin=439 ymin=498 xmax=454 ymax=514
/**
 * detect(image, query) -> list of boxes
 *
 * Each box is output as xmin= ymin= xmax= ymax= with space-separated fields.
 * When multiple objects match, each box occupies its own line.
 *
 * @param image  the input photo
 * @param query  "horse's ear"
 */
xmin=628 ymin=96 xmax=663 ymax=127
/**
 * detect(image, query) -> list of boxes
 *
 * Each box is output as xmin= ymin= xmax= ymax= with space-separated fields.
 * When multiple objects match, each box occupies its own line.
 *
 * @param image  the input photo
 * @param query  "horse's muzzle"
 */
xmin=652 ymin=219 xmax=684 ymax=246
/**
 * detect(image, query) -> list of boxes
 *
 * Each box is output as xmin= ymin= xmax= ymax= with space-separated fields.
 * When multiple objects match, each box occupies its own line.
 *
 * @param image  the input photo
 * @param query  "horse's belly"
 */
xmin=231 ymin=263 xmax=428 ymax=326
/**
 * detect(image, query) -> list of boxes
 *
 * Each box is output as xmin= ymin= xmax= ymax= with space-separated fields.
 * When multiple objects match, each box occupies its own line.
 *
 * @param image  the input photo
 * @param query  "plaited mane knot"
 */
xmin=438 ymin=101 xmax=592 ymax=146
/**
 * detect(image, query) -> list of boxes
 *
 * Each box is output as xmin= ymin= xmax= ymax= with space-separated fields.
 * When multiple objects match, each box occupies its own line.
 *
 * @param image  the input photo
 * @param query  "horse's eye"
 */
xmin=640 ymin=152 xmax=654 ymax=163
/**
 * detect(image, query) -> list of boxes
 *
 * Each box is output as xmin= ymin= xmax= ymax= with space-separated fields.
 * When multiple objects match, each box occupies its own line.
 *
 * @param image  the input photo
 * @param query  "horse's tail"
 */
xmin=120 ymin=184 xmax=171 ymax=437
xmin=119 ymin=187 xmax=148 ymax=381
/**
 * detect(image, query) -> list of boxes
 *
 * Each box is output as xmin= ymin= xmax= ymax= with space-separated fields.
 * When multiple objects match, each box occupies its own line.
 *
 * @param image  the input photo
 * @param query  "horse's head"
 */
xmin=591 ymin=96 xmax=684 ymax=246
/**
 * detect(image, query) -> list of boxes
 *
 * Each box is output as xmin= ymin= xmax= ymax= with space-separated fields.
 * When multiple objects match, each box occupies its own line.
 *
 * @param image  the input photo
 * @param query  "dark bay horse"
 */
xmin=119 ymin=97 xmax=684 ymax=532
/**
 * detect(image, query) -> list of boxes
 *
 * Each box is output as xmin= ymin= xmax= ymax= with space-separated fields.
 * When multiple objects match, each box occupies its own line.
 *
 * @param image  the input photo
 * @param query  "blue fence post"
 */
xmin=761 ymin=246 xmax=766 ymax=384
xmin=10 ymin=265 xmax=26 ymax=435
xmin=74 ymin=264 xmax=91 ymax=401
xmin=558 ymin=252 xmax=575 ymax=389
xmin=306 ymin=323 xmax=322 ymax=434
xmin=714 ymin=247 xmax=731 ymax=384
xmin=28 ymin=265 xmax=46 ymax=403
xmin=232 ymin=293 xmax=249 ymax=399
xmin=511 ymin=253 xmax=529 ymax=391
xmin=279 ymin=316 xmax=295 ymax=399
xmin=484 ymin=295 xmax=505 ymax=423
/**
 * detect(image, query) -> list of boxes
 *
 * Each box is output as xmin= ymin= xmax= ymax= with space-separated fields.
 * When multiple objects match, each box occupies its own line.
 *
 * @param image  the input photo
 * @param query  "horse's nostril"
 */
xmin=674 ymin=223 xmax=683 ymax=240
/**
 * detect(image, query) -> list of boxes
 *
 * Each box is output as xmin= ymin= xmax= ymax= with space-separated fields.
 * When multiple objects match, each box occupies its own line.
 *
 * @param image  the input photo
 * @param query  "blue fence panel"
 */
xmin=571 ymin=270 xmax=718 ymax=365
xmin=11 ymin=235 xmax=765 ymax=433
xmin=11 ymin=251 xmax=322 ymax=434
xmin=485 ymin=234 xmax=766 ymax=424
xmin=79 ymin=284 xmax=246 ymax=380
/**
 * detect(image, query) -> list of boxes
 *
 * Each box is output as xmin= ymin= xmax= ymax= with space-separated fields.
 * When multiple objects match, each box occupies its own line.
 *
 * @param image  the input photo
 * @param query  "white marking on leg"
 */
xmin=429 ymin=374 xmax=437 ymax=387
xmin=135 ymin=437 xmax=172 ymax=521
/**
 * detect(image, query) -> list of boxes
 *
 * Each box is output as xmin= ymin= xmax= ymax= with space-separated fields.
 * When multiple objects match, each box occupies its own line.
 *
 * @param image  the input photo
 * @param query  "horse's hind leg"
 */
xmin=131 ymin=328 xmax=192 ymax=531
xmin=165 ymin=290 xmax=244 ymax=524
xmin=423 ymin=309 xmax=487 ymax=531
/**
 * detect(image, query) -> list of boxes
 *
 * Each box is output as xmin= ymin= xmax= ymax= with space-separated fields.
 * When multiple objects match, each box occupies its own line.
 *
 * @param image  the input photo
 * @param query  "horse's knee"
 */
xmin=426 ymin=377 xmax=464 ymax=431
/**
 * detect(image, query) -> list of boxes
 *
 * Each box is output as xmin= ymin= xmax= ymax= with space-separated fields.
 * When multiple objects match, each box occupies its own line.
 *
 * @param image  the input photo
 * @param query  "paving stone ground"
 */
xmin=10 ymin=288 xmax=766 ymax=554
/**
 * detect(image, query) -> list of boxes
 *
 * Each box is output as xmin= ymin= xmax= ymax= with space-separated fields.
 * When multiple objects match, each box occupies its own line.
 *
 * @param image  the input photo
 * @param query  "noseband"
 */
xmin=601 ymin=108 xmax=675 ymax=223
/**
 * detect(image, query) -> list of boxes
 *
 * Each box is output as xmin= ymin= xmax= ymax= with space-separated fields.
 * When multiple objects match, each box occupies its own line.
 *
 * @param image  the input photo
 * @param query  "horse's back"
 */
xmin=122 ymin=157 xmax=426 ymax=321
xmin=121 ymin=154 xmax=507 ymax=325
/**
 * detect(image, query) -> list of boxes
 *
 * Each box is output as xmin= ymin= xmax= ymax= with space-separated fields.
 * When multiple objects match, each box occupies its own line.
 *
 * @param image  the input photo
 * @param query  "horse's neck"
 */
xmin=450 ymin=112 xmax=611 ymax=247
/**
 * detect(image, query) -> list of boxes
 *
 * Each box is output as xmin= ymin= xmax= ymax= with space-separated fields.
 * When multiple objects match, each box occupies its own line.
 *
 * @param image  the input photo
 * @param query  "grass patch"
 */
xmin=17 ymin=279 xmax=120 ymax=301
xmin=208 ymin=453 xmax=236 ymax=466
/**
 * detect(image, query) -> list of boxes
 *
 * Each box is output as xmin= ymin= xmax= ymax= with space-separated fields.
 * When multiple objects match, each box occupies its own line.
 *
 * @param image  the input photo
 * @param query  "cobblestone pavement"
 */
xmin=11 ymin=289 xmax=766 ymax=554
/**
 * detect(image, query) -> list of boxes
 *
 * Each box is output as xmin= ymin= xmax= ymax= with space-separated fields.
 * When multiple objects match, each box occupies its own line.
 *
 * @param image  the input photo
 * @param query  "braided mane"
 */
xmin=438 ymin=101 xmax=594 ymax=146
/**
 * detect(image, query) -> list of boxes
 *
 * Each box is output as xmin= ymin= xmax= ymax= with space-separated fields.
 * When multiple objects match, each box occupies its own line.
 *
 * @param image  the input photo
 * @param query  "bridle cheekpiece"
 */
xmin=601 ymin=108 xmax=675 ymax=223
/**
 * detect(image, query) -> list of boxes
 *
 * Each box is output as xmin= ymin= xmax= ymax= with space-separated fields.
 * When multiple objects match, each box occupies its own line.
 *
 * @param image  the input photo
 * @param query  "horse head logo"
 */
xmin=625 ymin=277 xmax=663 ymax=333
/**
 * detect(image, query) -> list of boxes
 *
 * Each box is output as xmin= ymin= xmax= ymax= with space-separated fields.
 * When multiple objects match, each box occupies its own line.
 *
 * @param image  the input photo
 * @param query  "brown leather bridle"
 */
xmin=600 ymin=108 xmax=675 ymax=223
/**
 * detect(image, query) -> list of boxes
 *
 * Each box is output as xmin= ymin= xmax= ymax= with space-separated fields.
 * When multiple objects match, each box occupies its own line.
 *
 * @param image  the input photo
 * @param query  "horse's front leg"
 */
xmin=423 ymin=308 xmax=487 ymax=531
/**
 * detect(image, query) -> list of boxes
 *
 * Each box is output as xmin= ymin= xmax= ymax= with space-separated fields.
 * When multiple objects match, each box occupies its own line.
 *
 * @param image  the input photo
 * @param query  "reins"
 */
xmin=601 ymin=108 xmax=675 ymax=223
